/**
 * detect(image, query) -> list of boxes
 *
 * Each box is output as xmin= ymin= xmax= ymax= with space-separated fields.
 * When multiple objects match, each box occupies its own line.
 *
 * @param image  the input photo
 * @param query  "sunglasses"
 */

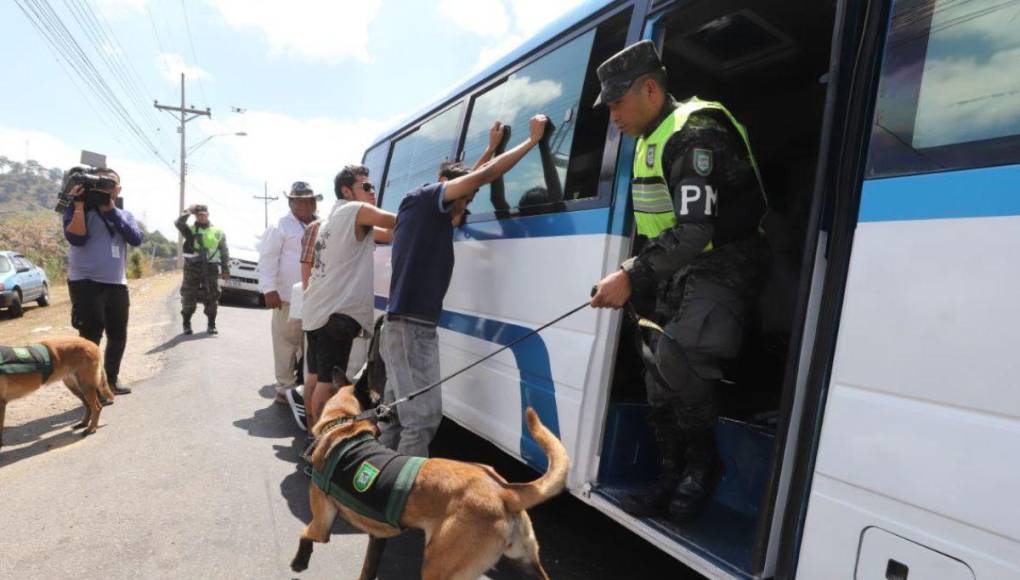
xmin=292 ymin=181 xmax=311 ymax=192
xmin=360 ymin=182 xmax=376 ymax=193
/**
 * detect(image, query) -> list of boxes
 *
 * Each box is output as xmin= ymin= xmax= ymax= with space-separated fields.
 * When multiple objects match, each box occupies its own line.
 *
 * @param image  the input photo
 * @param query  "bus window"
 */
xmin=362 ymin=141 xmax=390 ymax=200
xmin=460 ymin=10 xmax=627 ymax=219
xmin=381 ymin=102 xmax=464 ymax=213
xmin=867 ymin=0 xmax=1020 ymax=178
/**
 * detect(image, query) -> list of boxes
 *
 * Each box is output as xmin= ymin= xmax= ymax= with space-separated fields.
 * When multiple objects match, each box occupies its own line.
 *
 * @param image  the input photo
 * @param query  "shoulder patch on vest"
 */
xmin=693 ymin=148 xmax=713 ymax=176
xmin=645 ymin=144 xmax=657 ymax=168
xmin=353 ymin=461 xmax=380 ymax=492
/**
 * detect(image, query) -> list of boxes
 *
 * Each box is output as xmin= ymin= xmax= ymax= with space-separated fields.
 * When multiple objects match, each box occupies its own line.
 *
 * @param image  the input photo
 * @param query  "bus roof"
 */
xmin=365 ymin=0 xmax=618 ymax=151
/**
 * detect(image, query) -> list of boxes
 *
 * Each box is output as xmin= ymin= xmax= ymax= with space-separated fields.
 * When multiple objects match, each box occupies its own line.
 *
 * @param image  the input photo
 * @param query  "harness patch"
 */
xmin=0 ymin=344 xmax=54 ymax=383
xmin=353 ymin=461 xmax=380 ymax=492
xmin=693 ymin=148 xmax=713 ymax=176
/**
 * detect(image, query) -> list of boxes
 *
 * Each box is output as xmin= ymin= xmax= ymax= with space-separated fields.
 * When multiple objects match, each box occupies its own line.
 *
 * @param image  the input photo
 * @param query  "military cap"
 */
xmin=594 ymin=40 xmax=665 ymax=107
xmin=287 ymin=181 xmax=322 ymax=200
xmin=190 ymin=204 xmax=209 ymax=214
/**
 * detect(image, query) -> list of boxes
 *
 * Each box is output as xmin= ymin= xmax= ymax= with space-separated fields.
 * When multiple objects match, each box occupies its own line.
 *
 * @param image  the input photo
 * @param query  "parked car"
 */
xmin=0 ymin=251 xmax=50 ymax=318
xmin=220 ymin=248 xmax=263 ymax=306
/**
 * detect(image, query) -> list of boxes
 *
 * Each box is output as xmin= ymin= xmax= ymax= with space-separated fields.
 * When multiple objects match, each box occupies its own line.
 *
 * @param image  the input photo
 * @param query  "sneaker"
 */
xmin=207 ymin=325 xmax=218 ymax=335
xmin=285 ymin=386 xmax=308 ymax=432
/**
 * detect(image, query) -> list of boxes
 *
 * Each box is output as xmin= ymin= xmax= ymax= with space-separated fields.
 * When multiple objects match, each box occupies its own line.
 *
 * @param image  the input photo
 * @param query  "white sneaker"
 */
xmin=285 ymin=386 xmax=307 ymax=432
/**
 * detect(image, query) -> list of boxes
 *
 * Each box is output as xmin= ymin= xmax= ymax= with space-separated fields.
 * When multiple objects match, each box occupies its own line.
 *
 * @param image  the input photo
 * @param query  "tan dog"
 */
xmin=0 ymin=336 xmax=114 ymax=449
xmin=291 ymin=382 xmax=569 ymax=580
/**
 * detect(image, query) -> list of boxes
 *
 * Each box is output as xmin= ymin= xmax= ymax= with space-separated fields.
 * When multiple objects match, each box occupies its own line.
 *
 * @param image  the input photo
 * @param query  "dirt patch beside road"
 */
xmin=1 ymin=272 xmax=181 ymax=449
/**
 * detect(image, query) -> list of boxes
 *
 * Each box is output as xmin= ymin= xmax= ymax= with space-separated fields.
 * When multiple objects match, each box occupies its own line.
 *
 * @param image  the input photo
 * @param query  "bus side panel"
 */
xmin=797 ymin=170 xmax=1020 ymax=578
xmin=373 ymin=226 xmax=611 ymax=483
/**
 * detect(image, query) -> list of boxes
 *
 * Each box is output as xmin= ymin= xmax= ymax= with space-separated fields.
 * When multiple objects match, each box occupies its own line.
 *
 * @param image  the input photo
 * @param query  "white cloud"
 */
xmin=474 ymin=75 xmax=563 ymax=124
xmin=440 ymin=0 xmax=586 ymax=71
xmin=439 ymin=0 xmax=509 ymax=37
xmin=157 ymin=53 xmax=213 ymax=85
xmin=206 ymin=0 xmax=382 ymax=63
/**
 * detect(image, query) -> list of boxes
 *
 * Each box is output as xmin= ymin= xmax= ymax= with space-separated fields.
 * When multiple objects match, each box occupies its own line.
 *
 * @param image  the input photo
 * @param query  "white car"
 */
xmin=220 ymin=248 xmax=263 ymax=306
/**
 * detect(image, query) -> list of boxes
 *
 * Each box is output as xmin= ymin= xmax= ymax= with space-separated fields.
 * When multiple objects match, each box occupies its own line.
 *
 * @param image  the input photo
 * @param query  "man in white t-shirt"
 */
xmin=301 ymin=164 xmax=394 ymax=426
xmin=259 ymin=181 xmax=320 ymax=403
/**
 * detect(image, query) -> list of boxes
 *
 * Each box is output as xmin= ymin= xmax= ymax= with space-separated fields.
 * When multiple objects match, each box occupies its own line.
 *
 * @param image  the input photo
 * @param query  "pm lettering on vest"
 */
xmin=678 ymin=184 xmax=717 ymax=218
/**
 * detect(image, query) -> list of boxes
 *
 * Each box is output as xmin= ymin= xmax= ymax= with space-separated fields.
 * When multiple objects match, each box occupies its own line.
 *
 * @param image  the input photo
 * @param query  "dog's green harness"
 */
xmin=0 ymin=344 xmax=53 ymax=383
xmin=311 ymin=432 xmax=425 ymax=528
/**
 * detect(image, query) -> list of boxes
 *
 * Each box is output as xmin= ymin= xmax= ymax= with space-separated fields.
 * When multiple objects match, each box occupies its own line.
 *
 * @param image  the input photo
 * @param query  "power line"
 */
xmin=179 ymin=0 xmax=210 ymax=105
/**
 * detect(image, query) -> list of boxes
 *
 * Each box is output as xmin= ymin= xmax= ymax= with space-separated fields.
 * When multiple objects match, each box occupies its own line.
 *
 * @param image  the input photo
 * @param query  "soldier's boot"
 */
xmin=207 ymin=313 xmax=218 ymax=335
xmin=619 ymin=406 xmax=684 ymax=517
xmin=668 ymin=427 xmax=717 ymax=520
xmin=182 ymin=314 xmax=193 ymax=335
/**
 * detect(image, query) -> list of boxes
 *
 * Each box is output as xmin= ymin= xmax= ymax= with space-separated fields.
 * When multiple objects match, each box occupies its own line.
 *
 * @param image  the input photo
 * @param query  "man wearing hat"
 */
xmin=175 ymin=203 xmax=230 ymax=335
xmin=258 ymin=181 xmax=320 ymax=406
xmin=590 ymin=40 xmax=771 ymax=520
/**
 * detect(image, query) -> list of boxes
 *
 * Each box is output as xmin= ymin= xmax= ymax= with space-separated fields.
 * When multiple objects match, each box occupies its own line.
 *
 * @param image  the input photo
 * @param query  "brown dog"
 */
xmin=0 ymin=336 xmax=114 ymax=449
xmin=291 ymin=382 xmax=570 ymax=580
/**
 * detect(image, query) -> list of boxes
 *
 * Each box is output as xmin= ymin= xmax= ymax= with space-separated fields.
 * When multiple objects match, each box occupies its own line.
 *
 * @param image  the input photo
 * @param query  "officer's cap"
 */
xmin=594 ymin=40 xmax=665 ymax=107
xmin=191 ymin=204 xmax=209 ymax=214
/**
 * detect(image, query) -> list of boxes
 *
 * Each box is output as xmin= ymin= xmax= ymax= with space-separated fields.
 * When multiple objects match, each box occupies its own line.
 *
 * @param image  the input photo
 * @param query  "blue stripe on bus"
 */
xmin=374 ymin=296 xmax=560 ymax=471
xmin=454 ymin=207 xmax=610 ymax=241
xmin=860 ymin=164 xmax=1020 ymax=222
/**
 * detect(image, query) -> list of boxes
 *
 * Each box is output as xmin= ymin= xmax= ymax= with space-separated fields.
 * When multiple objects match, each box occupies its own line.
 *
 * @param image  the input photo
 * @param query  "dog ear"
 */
xmin=353 ymin=372 xmax=377 ymax=410
xmin=331 ymin=366 xmax=351 ymax=389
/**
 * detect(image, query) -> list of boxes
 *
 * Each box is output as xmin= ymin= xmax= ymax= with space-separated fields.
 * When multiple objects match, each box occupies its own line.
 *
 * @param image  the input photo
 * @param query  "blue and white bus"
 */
xmin=363 ymin=0 xmax=1020 ymax=577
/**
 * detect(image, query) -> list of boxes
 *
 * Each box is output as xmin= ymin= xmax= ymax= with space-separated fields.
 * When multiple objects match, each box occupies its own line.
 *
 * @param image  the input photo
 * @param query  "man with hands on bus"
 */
xmin=378 ymin=114 xmax=549 ymax=457
xmin=590 ymin=40 xmax=771 ymax=521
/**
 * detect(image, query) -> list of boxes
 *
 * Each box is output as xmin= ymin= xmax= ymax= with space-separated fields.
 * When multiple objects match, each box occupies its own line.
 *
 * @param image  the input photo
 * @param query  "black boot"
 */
xmin=182 ymin=315 xmax=193 ymax=335
xmin=207 ymin=314 xmax=218 ymax=335
xmin=668 ymin=427 xmax=717 ymax=520
xmin=619 ymin=406 xmax=683 ymax=517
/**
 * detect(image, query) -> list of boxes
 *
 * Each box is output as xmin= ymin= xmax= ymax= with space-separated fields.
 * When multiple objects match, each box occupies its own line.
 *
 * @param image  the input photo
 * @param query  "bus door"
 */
xmin=795 ymin=0 xmax=1020 ymax=577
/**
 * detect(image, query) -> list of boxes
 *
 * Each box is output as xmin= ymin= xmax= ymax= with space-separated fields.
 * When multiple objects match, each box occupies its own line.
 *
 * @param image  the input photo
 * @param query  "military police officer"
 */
xmin=174 ymin=204 xmax=230 ymax=335
xmin=590 ymin=40 xmax=771 ymax=520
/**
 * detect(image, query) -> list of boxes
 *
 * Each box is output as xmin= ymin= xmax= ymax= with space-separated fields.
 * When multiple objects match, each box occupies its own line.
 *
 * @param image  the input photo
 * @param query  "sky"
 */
xmin=0 ymin=0 xmax=587 ymax=250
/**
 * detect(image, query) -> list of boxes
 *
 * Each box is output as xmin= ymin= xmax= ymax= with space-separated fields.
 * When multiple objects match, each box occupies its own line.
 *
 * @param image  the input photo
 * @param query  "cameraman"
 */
xmin=63 ymin=167 xmax=143 ymax=396
xmin=174 ymin=204 xmax=229 ymax=335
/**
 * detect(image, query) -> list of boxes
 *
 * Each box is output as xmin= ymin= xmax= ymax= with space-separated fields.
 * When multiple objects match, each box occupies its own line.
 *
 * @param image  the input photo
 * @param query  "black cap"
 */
xmin=594 ymin=40 xmax=665 ymax=107
xmin=287 ymin=181 xmax=322 ymax=200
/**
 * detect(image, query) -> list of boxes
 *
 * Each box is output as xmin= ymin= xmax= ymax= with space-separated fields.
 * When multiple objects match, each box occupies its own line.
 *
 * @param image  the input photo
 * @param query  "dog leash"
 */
xmin=372 ymin=300 xmax=592 ymax=422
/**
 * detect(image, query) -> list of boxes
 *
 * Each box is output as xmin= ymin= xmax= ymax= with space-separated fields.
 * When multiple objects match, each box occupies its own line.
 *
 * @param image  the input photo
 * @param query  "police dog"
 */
xmin=291 ymin=376 xmax=569 ymax=580
xmin=0 ymin=336 xmax=114 ymax=450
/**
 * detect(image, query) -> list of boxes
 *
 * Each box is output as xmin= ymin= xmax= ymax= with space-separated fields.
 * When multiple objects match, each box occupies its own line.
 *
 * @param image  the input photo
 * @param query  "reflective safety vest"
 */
xmin=632 ymin=97 xmax=764 ymax=239
xmin=190 ymin=224 xmax=224 ymax=261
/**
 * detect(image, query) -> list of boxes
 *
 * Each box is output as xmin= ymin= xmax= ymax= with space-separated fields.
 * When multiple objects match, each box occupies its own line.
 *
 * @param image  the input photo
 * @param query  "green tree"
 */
xmin=128 ymin=249 xmax=145 ymax=279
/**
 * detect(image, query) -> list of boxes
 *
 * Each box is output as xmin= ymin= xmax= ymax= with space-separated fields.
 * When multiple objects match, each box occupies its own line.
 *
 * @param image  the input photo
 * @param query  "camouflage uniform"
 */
xmin=596 ymin=40 xmax=771 ymax=519
xmin=175 ymin=211 xmax=229 ymax=331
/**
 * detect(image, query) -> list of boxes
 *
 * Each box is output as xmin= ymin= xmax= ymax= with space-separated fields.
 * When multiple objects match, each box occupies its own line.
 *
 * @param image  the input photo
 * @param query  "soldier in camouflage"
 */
xmin=174 ymin=204 xmax=230 ymax=335
xmin=590 ymin=40 xmax=771 ymax=520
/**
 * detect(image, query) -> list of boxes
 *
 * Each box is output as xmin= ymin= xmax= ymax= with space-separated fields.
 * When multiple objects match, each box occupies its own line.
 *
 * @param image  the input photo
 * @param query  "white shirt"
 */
xmin=301 ymin=199 xmax=375 ymax=334
xmin=258 ymin=212 xmax=308 ymax=303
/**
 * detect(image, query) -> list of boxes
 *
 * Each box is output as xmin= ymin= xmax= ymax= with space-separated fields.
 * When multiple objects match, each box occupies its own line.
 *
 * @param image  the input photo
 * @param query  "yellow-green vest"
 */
xmin=190 ymin=224 xmax=224 ymax=261
xmin=632 ymin=97 xmax=764 ymax=239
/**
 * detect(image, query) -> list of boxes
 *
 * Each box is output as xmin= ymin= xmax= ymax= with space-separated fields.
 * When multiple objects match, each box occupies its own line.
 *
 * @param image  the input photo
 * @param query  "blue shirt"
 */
xmin=387 ymin=182 xmax=454 ymax=323
xmin=63 ymin=204 xmax=144 ymax=285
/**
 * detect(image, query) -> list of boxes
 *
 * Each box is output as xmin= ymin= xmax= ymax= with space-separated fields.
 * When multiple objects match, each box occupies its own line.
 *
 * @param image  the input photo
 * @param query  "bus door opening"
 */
xmin=596 ymin=0 xmax=837 ymax=575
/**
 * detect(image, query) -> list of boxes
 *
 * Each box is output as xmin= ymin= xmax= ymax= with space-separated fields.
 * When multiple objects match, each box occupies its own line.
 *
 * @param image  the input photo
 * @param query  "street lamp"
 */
xmin=187 ymin=131 xmax=247 ymax=155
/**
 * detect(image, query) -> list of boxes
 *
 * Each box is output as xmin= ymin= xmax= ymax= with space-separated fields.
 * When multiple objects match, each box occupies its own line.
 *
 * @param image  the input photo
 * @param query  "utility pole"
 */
xmin=253 ymin=181 xmax=278 ymax=230
xmin=155 ymin=73 xmax=211 ymax=268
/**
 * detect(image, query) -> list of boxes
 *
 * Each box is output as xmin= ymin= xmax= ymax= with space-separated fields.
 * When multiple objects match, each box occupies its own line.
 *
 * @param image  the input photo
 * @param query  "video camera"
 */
xmin=54 ymin=150 xmax=119 ymax=213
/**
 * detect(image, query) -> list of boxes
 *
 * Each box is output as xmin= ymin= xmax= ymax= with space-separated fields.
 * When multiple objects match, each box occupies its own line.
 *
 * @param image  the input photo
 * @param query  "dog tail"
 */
xmin=96 ymin=357 xmax=114 ymax=401
xmin=504 ymin=407 xmax=570 ymax=512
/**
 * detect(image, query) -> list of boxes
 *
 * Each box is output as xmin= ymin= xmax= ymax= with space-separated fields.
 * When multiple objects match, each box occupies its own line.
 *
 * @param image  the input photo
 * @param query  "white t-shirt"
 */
xmin=301 ymin=199 xmax=375 ymax=334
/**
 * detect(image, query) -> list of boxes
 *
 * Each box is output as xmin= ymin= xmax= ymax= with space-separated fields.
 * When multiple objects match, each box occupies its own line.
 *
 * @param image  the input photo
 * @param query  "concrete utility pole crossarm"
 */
xmin=155 ymin=72 xmax=211 ymax=268
xmin=253 ymin=182 xmax=278 ymax=230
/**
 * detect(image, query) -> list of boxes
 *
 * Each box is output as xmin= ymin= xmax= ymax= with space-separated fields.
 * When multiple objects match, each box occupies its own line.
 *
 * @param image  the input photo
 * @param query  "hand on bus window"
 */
xmin=528 ymin=115 xmax=550 ymax=144
xmin=591 ymin=269 xmax=631 ymax=309
xmin=488 ymin=121 xmax=507 ymax=151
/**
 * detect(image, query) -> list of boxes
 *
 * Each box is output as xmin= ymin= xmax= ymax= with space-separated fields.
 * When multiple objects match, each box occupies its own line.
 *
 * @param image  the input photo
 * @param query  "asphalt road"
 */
xmin=0 ymin=291 xmax=695 ymax=579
